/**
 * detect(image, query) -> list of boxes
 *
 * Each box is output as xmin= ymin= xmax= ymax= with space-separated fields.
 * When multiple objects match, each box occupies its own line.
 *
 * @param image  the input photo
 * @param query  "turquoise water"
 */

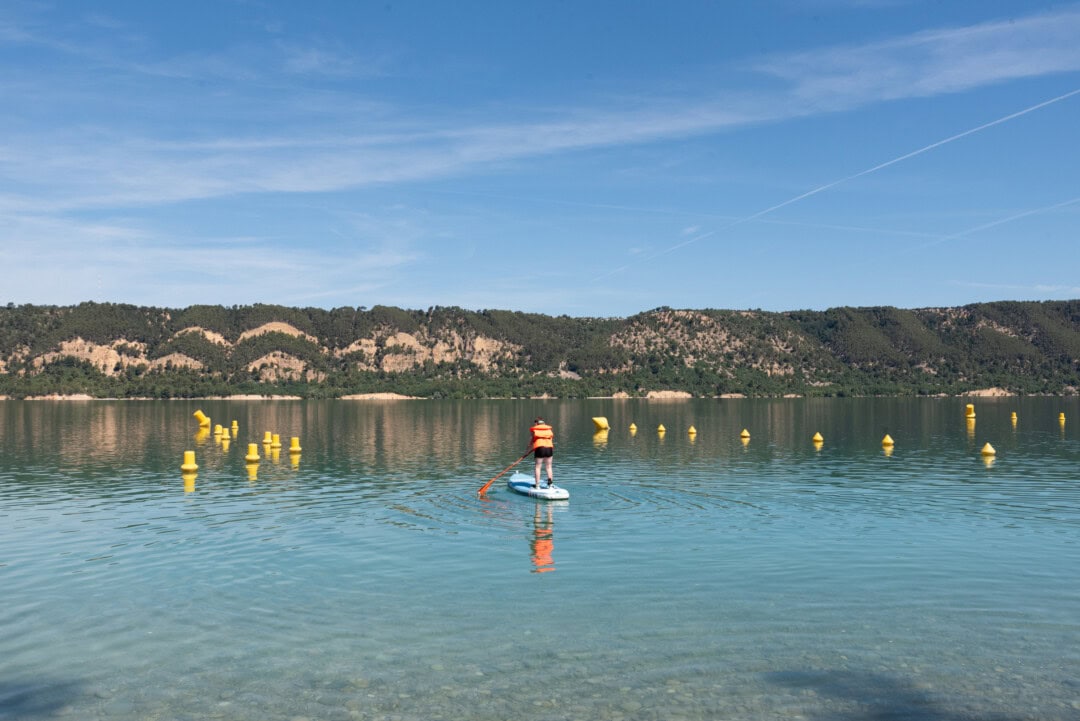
xmin=1 ymin=397 xmax=1079 ymax=720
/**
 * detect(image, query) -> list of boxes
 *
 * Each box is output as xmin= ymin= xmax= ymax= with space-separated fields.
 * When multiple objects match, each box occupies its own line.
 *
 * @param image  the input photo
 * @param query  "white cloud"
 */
xmin=950 ymin=280 xmax=1080 ymax=297
xmin=4 ymin=6 xmax=1077 ymax=217
xmin=2 ymin=4 xmax=1079 ymax=312
xmin=755 ymin=7 xmax=1080 ymax=105
xmin=0 ymin=204 xmax=425 ymax=308
xmin=277 ymin=41 xmax=386 ymax=77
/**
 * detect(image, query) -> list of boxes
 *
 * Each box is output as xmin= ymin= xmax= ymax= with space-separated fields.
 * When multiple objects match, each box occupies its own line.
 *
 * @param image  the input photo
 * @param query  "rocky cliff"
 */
xmin=1 ymin=301 xmax=1077 ymax=398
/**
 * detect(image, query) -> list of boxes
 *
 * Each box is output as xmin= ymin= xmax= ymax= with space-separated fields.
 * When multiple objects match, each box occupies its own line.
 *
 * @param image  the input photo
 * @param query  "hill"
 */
xmin=0 ymin=301 xmax=1077 ymax=398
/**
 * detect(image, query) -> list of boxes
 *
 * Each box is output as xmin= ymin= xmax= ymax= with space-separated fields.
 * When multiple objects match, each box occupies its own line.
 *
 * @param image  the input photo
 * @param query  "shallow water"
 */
xmin=1 ymin=397 xmax=1079 ymax=720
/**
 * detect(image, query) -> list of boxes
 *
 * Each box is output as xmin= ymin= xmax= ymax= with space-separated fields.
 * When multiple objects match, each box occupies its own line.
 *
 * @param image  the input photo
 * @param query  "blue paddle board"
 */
xmin=507 ymin=472 xmax=569 ymax=500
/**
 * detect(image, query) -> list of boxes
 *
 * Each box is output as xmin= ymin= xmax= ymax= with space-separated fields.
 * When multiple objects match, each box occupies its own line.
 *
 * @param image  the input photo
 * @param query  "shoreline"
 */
xmin=0 ymin=387 xmax=1043 ymax=401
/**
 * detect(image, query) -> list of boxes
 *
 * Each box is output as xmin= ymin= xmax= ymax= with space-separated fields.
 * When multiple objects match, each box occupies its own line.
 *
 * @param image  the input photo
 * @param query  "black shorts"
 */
xmin=533 ymin=446 xmax=553 ymax=458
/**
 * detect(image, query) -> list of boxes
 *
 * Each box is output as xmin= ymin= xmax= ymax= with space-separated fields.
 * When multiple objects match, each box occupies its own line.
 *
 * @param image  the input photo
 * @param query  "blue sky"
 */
xmin=2 ymin=1 xmax=1078 ymax=317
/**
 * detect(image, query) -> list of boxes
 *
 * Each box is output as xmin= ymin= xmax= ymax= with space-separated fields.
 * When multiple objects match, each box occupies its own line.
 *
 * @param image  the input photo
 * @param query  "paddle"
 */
xmin=477 ymin=450 xmax=531 ymax=496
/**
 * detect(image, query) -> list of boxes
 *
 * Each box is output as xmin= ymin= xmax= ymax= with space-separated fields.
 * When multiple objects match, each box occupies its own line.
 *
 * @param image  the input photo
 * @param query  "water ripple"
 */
xmin=2 ymin=398 xmax=1080 ymax=721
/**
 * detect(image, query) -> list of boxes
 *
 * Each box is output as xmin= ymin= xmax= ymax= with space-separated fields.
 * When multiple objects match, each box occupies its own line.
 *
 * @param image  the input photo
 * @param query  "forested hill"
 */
xmin=0 ymin=301 xmax=1078 ymax=399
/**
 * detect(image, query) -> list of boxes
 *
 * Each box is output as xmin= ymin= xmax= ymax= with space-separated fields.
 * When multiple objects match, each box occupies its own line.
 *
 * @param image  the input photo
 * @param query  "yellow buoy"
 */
xmin=1011 ymin=412 xmax=1018 ymax=427
xmin=271 ymin=433 xmax=282 ymax=449
xmin=245 ymin=443 xmax=260 ymax=463
xmin=965 ymin=403 xmax=975 ymax=419
xmin=740 ymin=429 xmax=750 ymax=439
xmin=289 ymin=437 xmax=302 ymax=454
xmin=812 ymin=432 xmax=823 ymax=443
xmin=980 ymin=442 xmax=996 ymax=456
xmin=231 ymin=420 xmax=239 ymax=438
xmin=263 ymin=431 xmax=273 ymax=445
xmin=180 ymin=450 xmax=198 ymax=472
xmin=193 ymin=409 xmax=210 ymax=427
xmin=657 ymin=424 xmax=666 ymax=434
xmin=628 ymin=422 xmax=637 ymax=433
xmin=214 ymin=424 xmax=223 ymax=437
xmin=882 ymin=434 xmax=894 ymax=447
xmin=1060 ymin=412 xmax=1066 ymax=423
xmin=592 ymin=417 xmax=610 ymax=431
xmin=688 ymin=425 xmax=697 ymax=435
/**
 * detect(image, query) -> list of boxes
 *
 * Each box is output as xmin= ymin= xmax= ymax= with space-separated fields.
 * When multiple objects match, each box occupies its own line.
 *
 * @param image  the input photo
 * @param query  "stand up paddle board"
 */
xmin=507 ymin=471 xmax=569 ymax=500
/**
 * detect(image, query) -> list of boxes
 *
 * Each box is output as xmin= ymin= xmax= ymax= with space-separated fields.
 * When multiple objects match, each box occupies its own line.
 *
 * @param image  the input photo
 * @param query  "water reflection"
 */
xmin=529 ymin=504 xmax=555 ymax=574
xmin=2 ymin=397 xmax=1079 ymax=721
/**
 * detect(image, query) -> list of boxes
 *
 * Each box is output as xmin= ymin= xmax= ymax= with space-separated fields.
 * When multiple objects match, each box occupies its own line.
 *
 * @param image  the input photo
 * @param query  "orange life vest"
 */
xmin=530 ymin=423 xmax=554 ymax=449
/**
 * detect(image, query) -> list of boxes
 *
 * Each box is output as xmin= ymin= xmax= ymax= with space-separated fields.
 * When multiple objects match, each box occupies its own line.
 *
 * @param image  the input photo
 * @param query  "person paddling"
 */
xmin=527 ymin=416 xmax=555 ymax=489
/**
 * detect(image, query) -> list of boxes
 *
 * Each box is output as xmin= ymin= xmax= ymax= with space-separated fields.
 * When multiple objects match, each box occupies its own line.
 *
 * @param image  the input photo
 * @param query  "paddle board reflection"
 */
xmin=530 ymin=504 xmax=556 ymax=574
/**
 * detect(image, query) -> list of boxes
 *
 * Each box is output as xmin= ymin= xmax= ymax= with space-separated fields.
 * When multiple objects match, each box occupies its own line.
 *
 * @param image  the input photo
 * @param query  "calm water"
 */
xmin=2 ymin=397 xmax=1079 ymax=721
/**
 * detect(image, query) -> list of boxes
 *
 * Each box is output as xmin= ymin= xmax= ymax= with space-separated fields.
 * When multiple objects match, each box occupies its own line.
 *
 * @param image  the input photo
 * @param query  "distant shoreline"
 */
xmin=5 ymin=392 xmax=419 ymax=401
xmin=0 ymin=387 xmax=1029 ymax=401
xmin=4 ymin=302 xmax=1078 ymax=399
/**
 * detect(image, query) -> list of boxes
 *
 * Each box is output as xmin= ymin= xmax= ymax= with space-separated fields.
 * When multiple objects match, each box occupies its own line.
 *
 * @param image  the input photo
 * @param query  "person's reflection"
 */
xmin=530 ymin=504 xmax=556 ymax=573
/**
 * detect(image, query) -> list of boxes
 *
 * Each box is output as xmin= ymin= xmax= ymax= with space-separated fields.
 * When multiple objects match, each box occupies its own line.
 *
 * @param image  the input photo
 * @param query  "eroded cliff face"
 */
xmin=333 ymin=327 xmax=521 ymax=373
xmin=610 ymin=310 xmax=802 ymax=377
xmin=34 ymin=338 xmax=151 ymax=374
xmin=6 ymin=301 xmax=1078 ymax=397
xmin=26 ymin=322 xmax=523 ymax=380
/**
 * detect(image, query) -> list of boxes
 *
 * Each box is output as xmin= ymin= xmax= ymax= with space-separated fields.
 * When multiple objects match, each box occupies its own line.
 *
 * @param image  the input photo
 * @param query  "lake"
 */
xmin=1 ymin=397 xmax=1078 ymax=720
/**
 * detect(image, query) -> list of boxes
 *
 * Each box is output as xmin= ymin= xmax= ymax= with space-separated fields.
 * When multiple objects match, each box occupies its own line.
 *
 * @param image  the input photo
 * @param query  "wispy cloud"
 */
xmin=277 ymin=40 xmax=388 ymax=77
xmin=1 ymin=208 xmax=424 ymax=307
xmin=756 ymin=7 xmax=1080 ymax=105
xmin=3 ymin=4 xmax=1080 ymax=312
xmin=950 ymin=279 xmax=1080 ymax=297
xmin=4 ymin=5 xmax=1079 ymax=216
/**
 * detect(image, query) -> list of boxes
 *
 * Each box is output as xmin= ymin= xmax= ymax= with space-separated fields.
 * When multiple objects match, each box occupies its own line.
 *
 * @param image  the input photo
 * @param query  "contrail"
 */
xmin=594 ymin=86 xmax=1080 ymax=280
xmin=918 ymin=194 xmax=1080 ymax=248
